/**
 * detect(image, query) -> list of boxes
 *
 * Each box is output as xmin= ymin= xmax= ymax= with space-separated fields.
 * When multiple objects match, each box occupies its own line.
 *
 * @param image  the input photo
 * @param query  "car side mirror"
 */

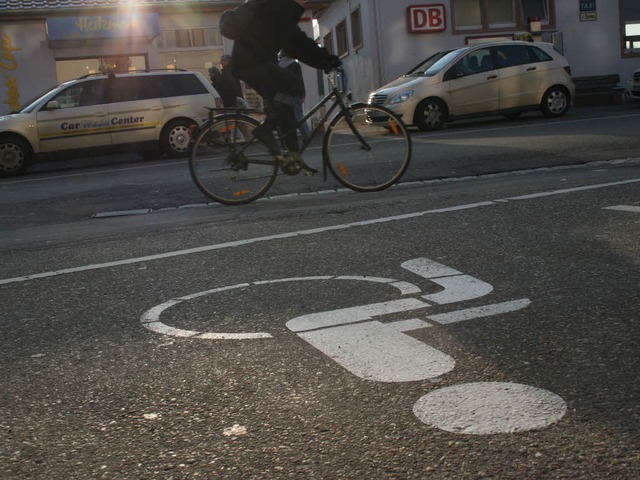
xmin=45 ymin=100 xmax=60 ymax=110
xmin=443 ymin=67 xmax=461 ymax=81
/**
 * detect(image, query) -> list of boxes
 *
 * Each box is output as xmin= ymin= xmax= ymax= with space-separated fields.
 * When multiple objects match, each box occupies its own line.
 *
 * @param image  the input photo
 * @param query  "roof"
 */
xmin=0 ymin=0 xmax=334 ymax=15
xmin=0 ymin=0 xmax=231 ymax=13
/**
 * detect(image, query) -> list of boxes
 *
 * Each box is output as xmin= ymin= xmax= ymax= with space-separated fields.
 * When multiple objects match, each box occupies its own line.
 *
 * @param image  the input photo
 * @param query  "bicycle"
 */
xmin=188 ymin=68 xmax=412 ymax=205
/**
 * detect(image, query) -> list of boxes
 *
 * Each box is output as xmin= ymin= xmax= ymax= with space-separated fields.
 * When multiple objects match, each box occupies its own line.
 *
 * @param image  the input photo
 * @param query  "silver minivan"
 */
xmin=368 ymin=41 xmax=575 ymax=131
xmin=0 ymin=70 xmax=223 ymax=176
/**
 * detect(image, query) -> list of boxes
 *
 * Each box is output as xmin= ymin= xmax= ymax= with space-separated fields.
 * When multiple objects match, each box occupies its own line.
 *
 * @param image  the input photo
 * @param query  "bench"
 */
xmin=573 ymin=74 xmax=626 ymax=106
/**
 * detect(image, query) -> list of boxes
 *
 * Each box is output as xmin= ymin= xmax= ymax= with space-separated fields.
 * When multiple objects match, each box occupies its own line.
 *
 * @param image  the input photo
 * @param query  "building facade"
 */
xmin=0 ymin=0 xmax=327 ymax=115
xmin=316 ymin=0 xmax=640 ymax=102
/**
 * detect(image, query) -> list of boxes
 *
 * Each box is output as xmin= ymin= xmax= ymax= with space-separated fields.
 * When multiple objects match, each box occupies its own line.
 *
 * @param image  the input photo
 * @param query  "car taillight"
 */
xmin=564 ymin=66 xmax=571 ymax=76
xmin=215 ymin=97 xmax=224 ymax=109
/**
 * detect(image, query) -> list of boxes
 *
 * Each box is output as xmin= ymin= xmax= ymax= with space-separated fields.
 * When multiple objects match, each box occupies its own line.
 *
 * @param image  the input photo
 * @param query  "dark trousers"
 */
xmin=237 ymin=62 xmax=304 ymax=151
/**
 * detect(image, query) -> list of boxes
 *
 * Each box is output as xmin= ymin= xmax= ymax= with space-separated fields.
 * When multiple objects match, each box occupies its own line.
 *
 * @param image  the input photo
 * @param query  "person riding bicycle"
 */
xmin=229 ymin=0 xmax=341 ymax=175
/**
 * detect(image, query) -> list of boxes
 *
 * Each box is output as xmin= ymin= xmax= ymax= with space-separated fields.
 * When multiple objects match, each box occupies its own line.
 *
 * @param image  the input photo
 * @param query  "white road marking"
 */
xmin=413 ymin=382 xmax=567 ymax=434
xmin=604 ymin=205 xmax=640 ymax=213
xmin=297 ymin=319 xmax=455 ymax=382
xmin=501 ymin=178 xmax=640 ymax=200
xmin=140 ymin=275 xmax=420 ymax=340
xmin=426 ymin=299 xmax=532 ymax=325
xmin=2 ymin=177 xmax=639 ymax=286
xmin=402 ymin=257 xmax=494 ymax=304
xmin=140 ymin=285 xmax=273 ymax=339
xmin=140 ymin=258 xmax=552 ymax=433
xmin=286 ymin=297 xmax=430 ymax=333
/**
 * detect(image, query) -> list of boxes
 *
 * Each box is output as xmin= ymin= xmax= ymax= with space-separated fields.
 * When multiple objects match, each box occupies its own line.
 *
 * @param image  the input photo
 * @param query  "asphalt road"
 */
xmin=1 ymin=105 xmax=639 ymax=479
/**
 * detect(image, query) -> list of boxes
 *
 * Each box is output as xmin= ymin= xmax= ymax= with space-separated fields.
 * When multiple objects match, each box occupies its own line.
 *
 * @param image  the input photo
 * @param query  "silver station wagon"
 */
xmin=368 ymin=40 xmax=575 ymax=131
xmin=0 ymin=70 xmax=223 ymax=176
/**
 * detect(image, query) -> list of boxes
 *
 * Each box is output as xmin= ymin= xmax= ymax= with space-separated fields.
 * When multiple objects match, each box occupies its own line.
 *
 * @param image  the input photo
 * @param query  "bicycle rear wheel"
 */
xmin=324 ymin=104 xmax=412 ymax=192
xmin=189 ymin=114 xmax=278 ymax=205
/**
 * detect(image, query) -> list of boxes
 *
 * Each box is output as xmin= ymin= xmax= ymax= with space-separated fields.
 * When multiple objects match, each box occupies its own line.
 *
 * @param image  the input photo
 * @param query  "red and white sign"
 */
xmin=407 ymin=4 xmax=447 ymax=33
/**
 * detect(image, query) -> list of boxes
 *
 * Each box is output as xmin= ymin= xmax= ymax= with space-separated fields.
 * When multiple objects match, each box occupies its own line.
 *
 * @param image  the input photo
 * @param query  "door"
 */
xmin=492 ymin=45 xmax=544 ymax=109
xmin=35 ymin=79 xmax=111 ymax=153
xmin=445 ymin=48 xmax=500 ymax=116
xmin=108 ymin=76 xmax=164 ymax=146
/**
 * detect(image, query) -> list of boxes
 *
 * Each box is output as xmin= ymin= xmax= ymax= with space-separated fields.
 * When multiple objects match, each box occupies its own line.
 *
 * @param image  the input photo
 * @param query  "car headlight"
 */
xmin=390 ymin=90 xmax=414 ymax=105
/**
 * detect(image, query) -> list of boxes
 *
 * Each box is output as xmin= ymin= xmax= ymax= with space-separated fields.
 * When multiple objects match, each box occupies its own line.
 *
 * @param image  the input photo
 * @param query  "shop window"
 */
xmin=452 ymin=0 xmax=552 ymax=32
xmin=350 ymin=6 xmax=363 ymax=51
xmin=522 ymin=0 xmax=548 ymax=22
xmin=158 ymin=28 xmax=221 ymax=50
xmin=176 ymin=30 xmax=191 ymax=48
xmin=622 ymin=0 xmax=640 ymax=54
xmin=336 ymin=19 xmax=349 ymax=57
xmin=487 ymin=0 xmax=515 ymax=27
xmin=192 ymin=28 xmax=206 ymax=48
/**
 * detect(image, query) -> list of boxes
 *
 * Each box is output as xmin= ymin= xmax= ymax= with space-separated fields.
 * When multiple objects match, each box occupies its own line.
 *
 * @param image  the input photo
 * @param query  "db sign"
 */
xmin=407 ymin=4 xmax=447 ymax=33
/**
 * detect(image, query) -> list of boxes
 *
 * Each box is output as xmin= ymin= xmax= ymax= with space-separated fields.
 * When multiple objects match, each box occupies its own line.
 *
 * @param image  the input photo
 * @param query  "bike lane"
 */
xmin=1 ymin=170 xmax=639 ymax=478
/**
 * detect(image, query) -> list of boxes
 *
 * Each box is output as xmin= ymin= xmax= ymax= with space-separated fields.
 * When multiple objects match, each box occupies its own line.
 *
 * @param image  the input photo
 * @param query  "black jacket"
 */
xmin=231 ymin=0 xmax=331 ymax=75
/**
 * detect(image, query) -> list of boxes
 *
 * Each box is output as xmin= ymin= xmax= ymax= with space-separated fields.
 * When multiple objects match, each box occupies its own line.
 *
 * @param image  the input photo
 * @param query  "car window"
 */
xmin=110 ymin=77 xmax=141 ymax=103
xmin=160 ymin=74 xmax=208 ymax=97
xmin=449 ymin=48 xmax=493 ymax=78
xmin=406 ymin=49 xmax=462 ymax=77
xmin=52 ymin=79 xmax=108 ymax=109
xmin=137 ymin=76 xmax=164 ymax=100
xmin=527 ymin=46 xmax=553 ymax=63
xmin=492 ymin=45 xmax=531 ymax=69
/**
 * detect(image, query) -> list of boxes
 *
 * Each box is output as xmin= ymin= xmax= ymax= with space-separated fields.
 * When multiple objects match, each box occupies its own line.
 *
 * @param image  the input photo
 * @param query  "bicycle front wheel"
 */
xmin=189 ymin=114 xmax=278 ymax=205
xmin=324 ymin=104 xmax=412 ymax=192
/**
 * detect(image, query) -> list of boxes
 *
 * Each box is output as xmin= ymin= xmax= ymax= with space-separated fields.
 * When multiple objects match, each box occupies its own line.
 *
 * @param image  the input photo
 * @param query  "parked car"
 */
xmin=624 ymin=67 xmax=640 ymax=103
xmin=368 ymin=40 xmax=575 ymax=131
xmin=0 ymin=69 xmax=223 ymax=176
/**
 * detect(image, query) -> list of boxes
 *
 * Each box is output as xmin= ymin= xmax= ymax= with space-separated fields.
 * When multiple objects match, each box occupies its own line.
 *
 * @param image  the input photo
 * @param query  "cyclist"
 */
xmin=229 ymin=0 xmax=341 ymax=174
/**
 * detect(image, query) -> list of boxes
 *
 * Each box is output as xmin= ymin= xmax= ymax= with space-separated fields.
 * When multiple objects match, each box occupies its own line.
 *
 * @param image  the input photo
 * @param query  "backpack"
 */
xmin=219 ymin=1 xmax=254 ymax=40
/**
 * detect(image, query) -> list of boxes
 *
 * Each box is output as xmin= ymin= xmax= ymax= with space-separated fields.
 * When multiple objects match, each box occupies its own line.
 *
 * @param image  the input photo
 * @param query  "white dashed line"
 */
xmin=1 ymin=176 xmax=639 ymax=286
xmin=604 ymin=205 xmax=640 ymax=213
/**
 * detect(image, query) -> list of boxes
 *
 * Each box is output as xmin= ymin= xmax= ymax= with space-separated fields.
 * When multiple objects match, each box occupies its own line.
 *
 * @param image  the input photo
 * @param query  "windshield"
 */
xmin=405 ymin=48 xmax=466 ymax=77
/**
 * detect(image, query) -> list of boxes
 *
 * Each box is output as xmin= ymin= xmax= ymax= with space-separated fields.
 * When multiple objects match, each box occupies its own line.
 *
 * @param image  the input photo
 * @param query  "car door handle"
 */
xmin=487 ymin=75 xmax=498 ymax=79
xmin=527 ymin=67 xmax=537 ymax=71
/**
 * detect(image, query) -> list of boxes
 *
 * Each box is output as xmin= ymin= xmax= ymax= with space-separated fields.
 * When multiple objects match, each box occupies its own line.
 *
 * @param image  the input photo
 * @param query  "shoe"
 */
xmin=252 ymin=123 xmax=281 ymax=156
xmin=277 ymin=152 xmax=318 ymax=176
xmin=278 ymin=151 xmax=303 ymax=176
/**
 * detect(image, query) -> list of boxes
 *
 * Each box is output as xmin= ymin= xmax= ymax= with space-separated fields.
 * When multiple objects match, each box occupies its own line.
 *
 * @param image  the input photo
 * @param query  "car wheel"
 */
xmin=541 ymin=86 xmax=570 ymax=118
xmin=415 ymin=98 xmax=447 ymax=131
xmin=0 ymin=136 xmax=31 ymax=176
xmin=160 ymin=119 xmax=194 ymax=157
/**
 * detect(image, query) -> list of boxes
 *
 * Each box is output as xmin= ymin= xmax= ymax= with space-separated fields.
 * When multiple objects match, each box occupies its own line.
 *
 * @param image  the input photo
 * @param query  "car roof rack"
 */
xmin=76 ymin=68 xmax=189 ymax=80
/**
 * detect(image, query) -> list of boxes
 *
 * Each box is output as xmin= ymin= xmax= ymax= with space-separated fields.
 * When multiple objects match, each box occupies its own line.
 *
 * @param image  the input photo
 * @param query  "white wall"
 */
xmin=317 ymin=0 xmax=640 ymax=103
xmin=0 ymin=22 xmax=57 ymax=115
xmin=556 ymin=2 xmax=638 ymax=80
xmin=318 ymin=0 xmax=463 ymax=103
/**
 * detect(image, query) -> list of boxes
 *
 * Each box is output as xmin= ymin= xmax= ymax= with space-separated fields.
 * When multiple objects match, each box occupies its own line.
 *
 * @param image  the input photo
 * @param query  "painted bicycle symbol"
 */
xmin=140 ymin=257 xmax=566 ymax=434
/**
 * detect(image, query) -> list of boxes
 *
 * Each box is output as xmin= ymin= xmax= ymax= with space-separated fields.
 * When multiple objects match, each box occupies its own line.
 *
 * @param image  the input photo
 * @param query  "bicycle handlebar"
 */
xmin=327 ymin=66 xmax=348 ymax=93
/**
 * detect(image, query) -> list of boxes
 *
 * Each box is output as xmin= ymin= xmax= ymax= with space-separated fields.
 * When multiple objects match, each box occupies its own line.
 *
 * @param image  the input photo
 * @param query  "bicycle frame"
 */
xmin=200 ymin=69 xmax=362 ymax=180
